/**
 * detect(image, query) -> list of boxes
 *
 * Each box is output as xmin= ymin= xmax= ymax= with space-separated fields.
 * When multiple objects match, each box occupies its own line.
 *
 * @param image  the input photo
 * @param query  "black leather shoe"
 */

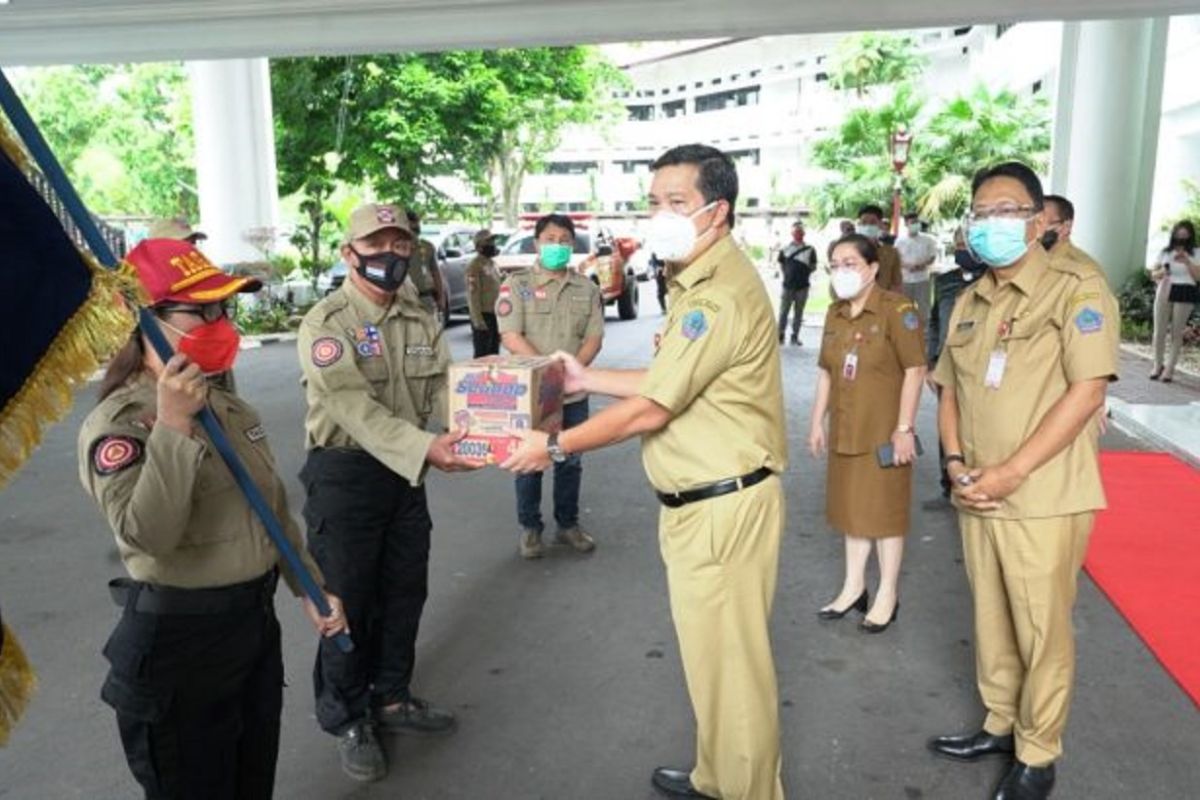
xmin=651 ymin=767 xmax=715 ymax=799
xmin=860 ymin=602 xmax=899 ymax=634
xmin=927 ymin=729 xmax=1015 ymax=761
xmin=817 ymin=589 xmax=869 ymax=620
xmin=993 ymin=760 xmax=1056 ymax=799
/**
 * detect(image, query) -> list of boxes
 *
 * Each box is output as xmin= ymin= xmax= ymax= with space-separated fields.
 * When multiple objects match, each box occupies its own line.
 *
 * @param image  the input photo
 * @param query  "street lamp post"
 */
xmin=889 ymin=127 xmax=913 ymax=237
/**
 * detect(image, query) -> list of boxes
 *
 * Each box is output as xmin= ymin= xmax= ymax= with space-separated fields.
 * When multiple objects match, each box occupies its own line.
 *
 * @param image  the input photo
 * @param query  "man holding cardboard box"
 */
xmin=497 ymin=213 xmax=605 ymax=559
xmin=502 ymin=145 xmax=788 ymax=800
xmin=297 ymin=203 xmax=479 ymax=783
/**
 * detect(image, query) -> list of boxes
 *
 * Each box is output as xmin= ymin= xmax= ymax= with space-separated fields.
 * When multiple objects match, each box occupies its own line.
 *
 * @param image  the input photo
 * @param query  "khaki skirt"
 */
xmin=826 ymin=450 xmax=912 ymax=538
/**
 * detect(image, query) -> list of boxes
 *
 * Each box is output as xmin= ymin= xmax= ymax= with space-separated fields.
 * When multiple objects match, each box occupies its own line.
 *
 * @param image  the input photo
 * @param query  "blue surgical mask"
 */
xmin=967 ymin=218 xmax=1030 ymax=267
xmin=539 ymin=243 xmax=572 ymax=271
xmin=857 ymin=224 xmax=881 ymax=240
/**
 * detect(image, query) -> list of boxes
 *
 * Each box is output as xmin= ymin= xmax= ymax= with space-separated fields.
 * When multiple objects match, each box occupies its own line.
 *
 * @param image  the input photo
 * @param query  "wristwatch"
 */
xmin=943 ymin=453 xmax=966 ymax=469
xmin=547 ymin=432 xmax=568 ymax=464
xmin=895 ymin=424 xmax=914 ymax=435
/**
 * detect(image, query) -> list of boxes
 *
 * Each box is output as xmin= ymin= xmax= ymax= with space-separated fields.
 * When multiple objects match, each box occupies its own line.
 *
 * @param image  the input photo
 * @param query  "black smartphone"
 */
xmin=876 ymin=434 xmax=924 ymax=468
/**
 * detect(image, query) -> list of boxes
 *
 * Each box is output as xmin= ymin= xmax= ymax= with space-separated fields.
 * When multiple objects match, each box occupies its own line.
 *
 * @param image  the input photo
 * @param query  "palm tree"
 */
xmin=829 ymin=33 xmax=928 ymax=98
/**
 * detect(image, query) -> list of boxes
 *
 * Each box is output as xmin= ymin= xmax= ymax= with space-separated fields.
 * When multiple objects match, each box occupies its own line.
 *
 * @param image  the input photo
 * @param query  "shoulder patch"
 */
xmin=311 ymin=337 xmax=344 ymax=367
xmin=496 ymin=298 xmax=513 ymax=317
xmin=1074 ymin=307 xmax=1104 ymax=335
xmin=901 ymin=310 xmax=920 ymax=331
xmin=681 ymin=309 xmax=709 ymax=341
xmin=92 ymin=435 xmax=144 ymax=476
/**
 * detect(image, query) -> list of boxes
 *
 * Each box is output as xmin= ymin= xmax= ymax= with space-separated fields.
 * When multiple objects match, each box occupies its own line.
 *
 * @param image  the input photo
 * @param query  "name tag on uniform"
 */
xmin=245 ymin=424 xmax=267 ymax=443
xmin=985 ymin=350 xmax=1007 ymax=389
xmin=842 ymin=352 xmax=859 ymax=381
xmin=406 ymin=344 xmax=435 ymax=358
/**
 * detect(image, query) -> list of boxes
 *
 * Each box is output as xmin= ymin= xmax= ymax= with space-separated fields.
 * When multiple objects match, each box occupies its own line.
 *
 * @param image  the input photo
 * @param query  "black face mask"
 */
xmin=480 ymin=244 xmax=498 ymax=258
xmin=1171 ymin=237 xmax=1193 ymax=250
xmin=1040 ymin=229 xmax=1059 ymax=251
xmin=351 ymin=247 xmax=410 ymax=292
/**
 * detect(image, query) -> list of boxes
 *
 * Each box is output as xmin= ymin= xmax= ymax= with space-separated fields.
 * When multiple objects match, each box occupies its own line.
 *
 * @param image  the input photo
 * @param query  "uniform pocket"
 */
xmin=100 ymin=671 xmax=171 ymax=722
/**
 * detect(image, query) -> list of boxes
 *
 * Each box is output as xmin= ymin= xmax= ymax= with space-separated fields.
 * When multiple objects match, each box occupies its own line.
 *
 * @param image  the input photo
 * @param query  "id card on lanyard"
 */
xmin=842 ymin=332 xmax=863 ymax=381
xmin=985 ymin=319 xmax=1013 ymax=389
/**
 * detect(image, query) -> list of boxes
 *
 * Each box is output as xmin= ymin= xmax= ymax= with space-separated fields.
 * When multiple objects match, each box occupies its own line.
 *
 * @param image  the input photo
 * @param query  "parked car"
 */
xmin=495 ymin=224 xmax=640 ymax=320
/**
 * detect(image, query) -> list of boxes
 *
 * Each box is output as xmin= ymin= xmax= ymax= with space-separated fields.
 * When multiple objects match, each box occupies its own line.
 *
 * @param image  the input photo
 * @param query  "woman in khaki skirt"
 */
xmin=809 ymin=234 xmax=927 ymax=632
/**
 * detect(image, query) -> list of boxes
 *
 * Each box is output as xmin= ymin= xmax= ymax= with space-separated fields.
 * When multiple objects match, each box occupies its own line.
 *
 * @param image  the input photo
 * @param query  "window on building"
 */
xmin=815 ymin=72 xmax=829 ymax=82
xmin=662 ymin=99 xmax=686 ymax=118
xmin=745 ymin=197 xmax=760 ymax=208
xmin=545 ymin=161 xmax=599 ymax=175
xmin=678 ymin=84 xmax=686 ymax=92
xmin=727 ymin=148 xmax=761 ymax=166
xmin=614 ymin=201 xmax=641 ymax=212
xmin=731 ymin=73 xmax=740 ymax=81
xmin=566 ymin=202 xmax=589 ymax=212
xmin=953 ymin=26 xmax=973 ymax=36
xmin=749 ymin=69 xmax=761 ymax=78
xmin=1032 ymin=79 xmax=1044 ymax=94
xmin=627 ymin=104 xmax=655 ymax=121
xmin=646 ymin=89 xmax=655 ymax=97
xmin=694 ymin=85 xmax=760 ymax=114
xmin=997 ymin=22 xmax=1015 ymax=38
xmin=712 ymin=77 xmax=722 ymax=85
xmin=615 ymin=159 xmax=654 ymax=174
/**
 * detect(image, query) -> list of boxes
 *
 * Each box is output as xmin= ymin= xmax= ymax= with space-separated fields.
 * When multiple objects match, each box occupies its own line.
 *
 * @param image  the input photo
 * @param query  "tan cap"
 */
xmin=346 ymin=203 xmax=412 ymax=243
xmin=473 ymin=229 xmax=496 ymax=248
xmin=148 ymin=217 xmax=206 ymax=242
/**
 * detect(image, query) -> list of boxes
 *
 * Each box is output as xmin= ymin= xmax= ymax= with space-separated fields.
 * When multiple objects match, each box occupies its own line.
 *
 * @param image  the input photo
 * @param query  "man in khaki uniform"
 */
xmin=466 ymin=228 xmax=502 ymax=357
xmin=1042 ymin=195 xmax=1103 ymax=277
xmin=857 ymin=203 xmax=903 ymax=291
xmin=928 ymin=163 xmax=1118 ymax=800
xmin=498 ymin=213 xmax=604 ymax=558
xmin=404 ymin=208 xmax=446 ymax=315
xmin=297 ymin=203 xmax=478 ymax=783
xmin=502 ymin=145 xmax=788 ymax=800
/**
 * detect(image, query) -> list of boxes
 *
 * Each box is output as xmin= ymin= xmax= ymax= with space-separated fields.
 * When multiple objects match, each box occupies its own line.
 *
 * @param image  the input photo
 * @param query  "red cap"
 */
xmin=125 ymin=239 xmax=261 ymax=305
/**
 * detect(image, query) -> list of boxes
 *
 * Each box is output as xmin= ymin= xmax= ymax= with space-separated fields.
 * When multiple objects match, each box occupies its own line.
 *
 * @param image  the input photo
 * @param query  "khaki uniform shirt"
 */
xmin=466 ymin=254 xmax=502 ymax=329
xmin=819 ymin=287 xmax=927 ymax=455
xmin=640 ymin=234 xmax=788 ymax=493
xmin=877 ymin=244 xmax=903 ymax=292
xmin=496 ymin=268 xmax=604 ymax=402
xmin=1053 ymin=241 xmax=1105 ymax=278
xmin=298 ymin=279 xmax=450 ymax=486
xmin=932 ymin=247 xmax=1119 ymax=519
xmin=77 ymin=377 xmax=323 ymax=595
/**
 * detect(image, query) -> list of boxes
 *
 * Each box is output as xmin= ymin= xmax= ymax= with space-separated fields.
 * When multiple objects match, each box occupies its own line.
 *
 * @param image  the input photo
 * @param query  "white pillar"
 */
xmin=187 ymin=59 xmax=279 ymax=265
xmin=1050 ymin=18 xmax=1170 ymax=285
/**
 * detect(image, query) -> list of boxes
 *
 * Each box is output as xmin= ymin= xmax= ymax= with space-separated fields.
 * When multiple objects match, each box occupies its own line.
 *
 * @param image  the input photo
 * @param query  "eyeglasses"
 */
xmin=965 ymin=204 xmax=1038 ymax=223
xmin=157 ymin=302 xmax=229 ymax=323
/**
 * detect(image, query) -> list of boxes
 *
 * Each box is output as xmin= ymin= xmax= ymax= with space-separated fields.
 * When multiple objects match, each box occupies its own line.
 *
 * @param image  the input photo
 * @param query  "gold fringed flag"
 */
xmin=0 ymin=120 xmax=141 ymax=487
xmin=0 ymin=607 xmax=37 ymax=746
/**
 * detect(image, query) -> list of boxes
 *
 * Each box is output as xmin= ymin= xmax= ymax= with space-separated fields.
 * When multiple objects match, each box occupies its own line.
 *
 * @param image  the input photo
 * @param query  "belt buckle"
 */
xmin=735 ymin=476 xmax=745 ymax=491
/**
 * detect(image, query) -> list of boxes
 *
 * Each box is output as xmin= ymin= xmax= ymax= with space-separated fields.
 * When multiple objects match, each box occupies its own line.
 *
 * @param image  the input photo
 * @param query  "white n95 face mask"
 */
xmin=645 ymin=201 xmax=716 ymax=262
xmin=831 ymin=268 xmax=866 ymax=299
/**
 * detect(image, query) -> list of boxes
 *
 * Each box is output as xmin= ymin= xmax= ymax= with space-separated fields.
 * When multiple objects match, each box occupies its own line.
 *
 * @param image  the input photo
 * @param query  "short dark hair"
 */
xmin=904 ymin=211 xmax=920 ymax=223
xmin=534 ymin=214 xmax=576 ymax=240
xmin=1166 ymin=220 xmax=1197 ymax=253
xmin=858 ymin=204 xmax=885 ymax=220
xmin=828 ymin=233 xmax=879 ymax=265
xmin=971 ymin=162 xmax=1044 ymax=210
xmin=651 ymin=144 xmax=740 ymax=228
xmin=1044 ymin=194 xmax=1075 ymax=221
xmin=405 ymin=209 xmax=420 ymax=223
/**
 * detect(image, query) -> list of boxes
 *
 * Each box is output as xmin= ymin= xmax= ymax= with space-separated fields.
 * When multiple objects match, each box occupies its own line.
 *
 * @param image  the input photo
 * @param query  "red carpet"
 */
xmin=1085 ymin=452 xmax=1200 ymax=707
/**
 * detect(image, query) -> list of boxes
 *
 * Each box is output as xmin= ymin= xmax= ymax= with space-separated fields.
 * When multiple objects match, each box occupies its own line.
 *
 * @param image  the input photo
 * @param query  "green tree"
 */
xmin=12 ymin=64 xmax=196 ymax=218
xmin=914 ymin=85 xmax=1051 ymax=222
xmin=829 ymin=33 xmax=928 ymax=98
xmin=270 ymin=47 xmax=625 ymax=233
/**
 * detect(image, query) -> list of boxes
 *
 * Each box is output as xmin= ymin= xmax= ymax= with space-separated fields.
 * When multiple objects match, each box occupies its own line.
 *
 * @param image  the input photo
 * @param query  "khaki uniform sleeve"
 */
xmin=584 ymin=284 xmax=605 ymax=340
xmin=640 ymin=291 xmax=741 ymax=413
xmin=889 ymin=300 xmax=927 ymax=370
xmin=428 ymin=334 xmax=452 ymax=431
xmin=78 ymin=418 xmax=207 ymax=557
xmin=298 ymin=318 xmax=435 ymax=485
xmin=818 ymin=307 xmax=838 ymax=372
xmin=466 ymin=257 xmax=485 ymax=329
xmin=879 ymin=248 xmax=903 ymax=291
xmin=931 ymin=294 xmax=967 ymax=389
xmin=497 ymin=275 xmax=525 ymax=335
xmin=1060 ymin=277 xmax=1120 ymax=383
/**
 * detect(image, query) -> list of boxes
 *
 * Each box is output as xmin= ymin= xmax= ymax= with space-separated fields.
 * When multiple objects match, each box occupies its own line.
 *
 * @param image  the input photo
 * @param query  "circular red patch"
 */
xmin=93 ymin=436 xmax=143 ymax=476
xmin=311 ymin=337 xmax=344 ymax=367
xmin=496 ymin=299 xmax=513 ymax=317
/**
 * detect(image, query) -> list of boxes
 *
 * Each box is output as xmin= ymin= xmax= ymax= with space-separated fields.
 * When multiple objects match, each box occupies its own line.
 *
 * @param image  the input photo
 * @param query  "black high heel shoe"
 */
xmin=860 ymin=602 xmax=899 ymax=634
xmin=817 ymin=589 xmax=869 ymax=620
xmin=1150 ymin=367 xmax=1164 ymax=381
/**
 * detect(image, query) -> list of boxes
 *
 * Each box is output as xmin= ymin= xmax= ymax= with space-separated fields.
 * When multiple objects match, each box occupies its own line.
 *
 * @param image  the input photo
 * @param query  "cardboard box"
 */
xmin=447 ymin=355 xmax=565 ymax=465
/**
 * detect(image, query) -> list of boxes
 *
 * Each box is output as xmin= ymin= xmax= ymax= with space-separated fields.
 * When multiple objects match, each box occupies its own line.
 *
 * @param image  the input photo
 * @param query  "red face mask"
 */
xmin=173 ymin=316 xmax=241 ymax=374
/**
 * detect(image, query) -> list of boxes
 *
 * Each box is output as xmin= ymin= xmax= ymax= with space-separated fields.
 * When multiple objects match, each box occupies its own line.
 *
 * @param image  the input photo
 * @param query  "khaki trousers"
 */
xmin=1152 ymin=280 xmax=1194 ymax=377
xmin=959 ymin=512 xmax=1094 ymax=766
xmin=659 ymin=475 xmax=785 ymax=800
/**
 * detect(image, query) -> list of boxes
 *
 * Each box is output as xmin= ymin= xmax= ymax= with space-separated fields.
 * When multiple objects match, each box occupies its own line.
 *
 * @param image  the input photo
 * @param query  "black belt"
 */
xmin=655 ymin=466 xmax=774 ymax=508
xmin=108 ymin=571 xmax=277 ymax=616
